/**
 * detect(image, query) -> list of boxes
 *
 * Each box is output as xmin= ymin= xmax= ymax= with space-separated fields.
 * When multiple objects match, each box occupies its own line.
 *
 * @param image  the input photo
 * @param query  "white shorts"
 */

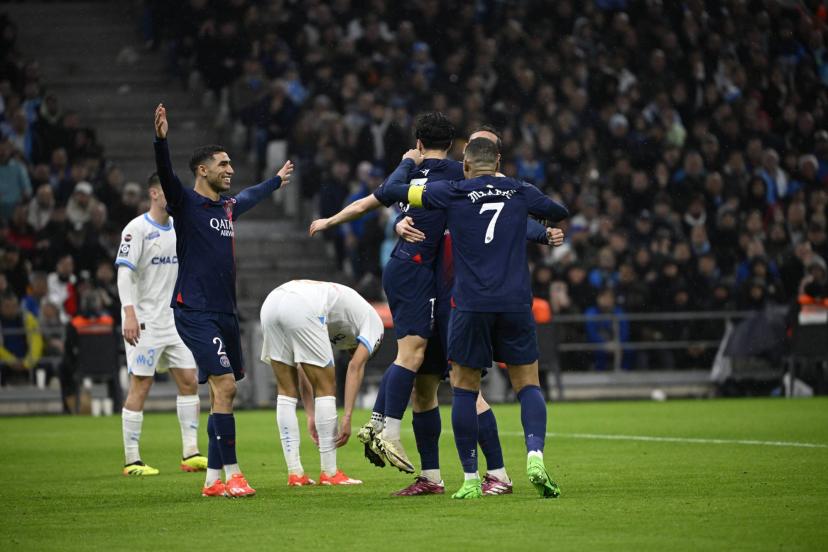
xmin=260 ymin=289 xmax=333 ymax=368
xmin=126 ymin=339 xmax=197 ymax=377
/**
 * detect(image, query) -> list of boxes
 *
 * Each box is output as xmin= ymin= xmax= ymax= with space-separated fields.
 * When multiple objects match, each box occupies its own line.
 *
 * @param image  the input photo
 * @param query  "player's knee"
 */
xmin=395 ymin=348 xmax=425 ymax=371
xmin=412 ymin=376 xmax=439 ymax=411
xmin=449 ymin=364 xmax=481 ymax=391
xmin=130 ymin=375 xmax=153 ymax=396
xmin=179 ymin=379 xmax=198 ymax=396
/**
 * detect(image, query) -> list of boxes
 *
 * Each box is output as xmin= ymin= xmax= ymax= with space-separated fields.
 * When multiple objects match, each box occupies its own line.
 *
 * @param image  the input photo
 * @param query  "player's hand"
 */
xmin=309 ymin=218 xmax=329 ymax=236
xmin=395 ymin=216 xmax=425 ymax=243
xmin=547 ymin=227 xmax=565 ymax=247
xmin=402 ymin=149 xmax=423 ymax=165
xmin=335 ymin=415 xmax=352 ymax=447
xmin=307 ymin=416 xmax=319 ymax=447
xmin=154 ymin=103 xmax=168 ymax=139
xmin=277 ymin=160 xmax=294 ymax=185
xmin=123 ymin=313 xmax=141 ymax=346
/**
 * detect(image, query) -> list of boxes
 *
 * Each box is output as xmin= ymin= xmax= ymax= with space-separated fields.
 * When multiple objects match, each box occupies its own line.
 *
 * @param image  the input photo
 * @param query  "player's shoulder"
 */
xmin=122 ymin=213 xmax=148 ymax=236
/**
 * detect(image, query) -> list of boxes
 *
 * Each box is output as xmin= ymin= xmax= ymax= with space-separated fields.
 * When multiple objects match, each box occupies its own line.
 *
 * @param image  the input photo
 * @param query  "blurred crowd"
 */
xmin=143 ymin=0 xmax=828 ymax=369
xmin=0 ymin=13 xmax=131 ymax=392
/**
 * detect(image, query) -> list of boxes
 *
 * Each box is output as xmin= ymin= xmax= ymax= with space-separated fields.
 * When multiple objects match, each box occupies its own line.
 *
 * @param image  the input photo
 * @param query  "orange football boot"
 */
xmin=225 ymin=473 xmax=256 ymax=497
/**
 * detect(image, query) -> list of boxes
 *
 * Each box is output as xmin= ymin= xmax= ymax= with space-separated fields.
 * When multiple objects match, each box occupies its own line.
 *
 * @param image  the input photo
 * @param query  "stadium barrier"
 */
xmin=3 ymin=307 xmax=816 ymax=413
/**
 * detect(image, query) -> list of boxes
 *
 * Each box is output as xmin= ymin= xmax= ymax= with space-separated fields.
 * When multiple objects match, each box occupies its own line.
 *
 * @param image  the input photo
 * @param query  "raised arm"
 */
xmin=232 ymin=161 xmax=294 ymax=219
xmin=309 ymin=194 xmax=383 ymax=236
xmin=375 ymin=153 xmax=421 ymax=205
xmin=153 ymin=104 xmax=185 ymax=209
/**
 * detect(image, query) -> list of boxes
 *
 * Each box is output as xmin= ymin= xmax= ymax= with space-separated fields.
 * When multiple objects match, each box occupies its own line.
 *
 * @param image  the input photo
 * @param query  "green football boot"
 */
xmin=526 ymin=455 xmax=561 ymax=498
xmin=451 ymin=477 xmax=483 ymax=499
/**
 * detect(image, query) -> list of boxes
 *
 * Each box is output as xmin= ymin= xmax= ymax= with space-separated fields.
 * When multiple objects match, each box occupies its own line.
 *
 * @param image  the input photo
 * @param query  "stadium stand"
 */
xmin=141 ymin=0 xmax=827 ymax=376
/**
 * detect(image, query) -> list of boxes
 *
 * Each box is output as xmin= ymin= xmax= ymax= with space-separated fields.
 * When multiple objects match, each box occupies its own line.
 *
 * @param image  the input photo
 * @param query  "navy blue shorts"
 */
xmin=419 ymin=294 xmax=450 ymax=376
xmin=173 ymin=307 xmax=245 ymax=384
xmin=447 ymin=310 xmax=539 ymax=370
xmin=382 ymin=258 xmax=436 ymax=340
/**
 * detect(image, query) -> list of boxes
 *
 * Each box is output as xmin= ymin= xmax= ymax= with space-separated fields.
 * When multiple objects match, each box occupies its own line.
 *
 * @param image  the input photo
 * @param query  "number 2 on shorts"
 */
xmin=213 ymin=337 xmax=226 ymax=355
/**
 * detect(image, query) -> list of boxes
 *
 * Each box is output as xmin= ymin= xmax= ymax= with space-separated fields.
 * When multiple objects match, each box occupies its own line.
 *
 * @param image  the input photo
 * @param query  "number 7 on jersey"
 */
xmin=479 ymin=202 xmax=504 ymax=244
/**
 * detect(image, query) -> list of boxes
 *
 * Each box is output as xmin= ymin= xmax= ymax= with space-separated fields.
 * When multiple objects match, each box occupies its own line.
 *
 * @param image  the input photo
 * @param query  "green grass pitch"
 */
xmin=2 ymin=398 xmax=827 ymax=551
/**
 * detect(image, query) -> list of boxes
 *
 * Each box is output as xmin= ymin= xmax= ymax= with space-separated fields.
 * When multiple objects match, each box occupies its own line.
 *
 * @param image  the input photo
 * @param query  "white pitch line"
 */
xmin=497 ymin=431 xmax=828 ymax=449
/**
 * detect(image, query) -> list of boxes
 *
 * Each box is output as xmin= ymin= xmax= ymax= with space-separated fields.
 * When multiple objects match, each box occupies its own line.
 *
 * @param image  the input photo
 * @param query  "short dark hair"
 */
xmin=189 ymin=145 xmax=226 ymax=175
xmin=471 ymin=124 xmax=502 ymax=152
xmin=415 ymin=112 xmax=454 ymax=151
xmin=147 ymin=172 xmax=161 ymax=188
xmin=464 ymin=137 xmax=499 ymax=166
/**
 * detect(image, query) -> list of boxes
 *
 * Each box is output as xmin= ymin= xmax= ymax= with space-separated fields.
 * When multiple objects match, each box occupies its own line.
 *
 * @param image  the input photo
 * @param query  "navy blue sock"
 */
xmin=384 ymin=363 xmax=417 ymax=420
xmin=516 ymin=385 xmax=547 ymax=453
xmin=412 ymin=407 xmax=441 ymax=470
xmin=206 ymin=414 xmax=223 ymax=469
xmin=372 ymin=369 xmax=390 ymax=417
xmin=477 ymin=408 xmax=504 ymax=470
xmin=212 ymin=413 xmax=238 ymax=465
xmin=451 ymin=387 xmax=479 ymax=474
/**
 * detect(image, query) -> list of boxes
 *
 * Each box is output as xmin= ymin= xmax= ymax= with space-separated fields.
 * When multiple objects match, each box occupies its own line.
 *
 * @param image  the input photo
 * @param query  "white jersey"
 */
xmin=115 ymin=212 xmax=180 ymax=345
xmin=278 ymin=280 xmax=384 ymax=353
xmin=260 ymin=280 xmax=385 ymax=367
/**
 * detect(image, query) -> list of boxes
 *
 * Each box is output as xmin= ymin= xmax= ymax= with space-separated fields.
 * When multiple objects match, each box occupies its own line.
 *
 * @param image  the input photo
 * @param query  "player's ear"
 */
xmin=415 ymin=139 xmax=424 ymax=152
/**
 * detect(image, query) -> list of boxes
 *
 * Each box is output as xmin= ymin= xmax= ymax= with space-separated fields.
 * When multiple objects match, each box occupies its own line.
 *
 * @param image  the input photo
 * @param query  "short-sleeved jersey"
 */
xmin=114 ymin=213 xmax=180 ymax=343
xmin=373 ymin=158 xmax=463 ymax=267
xmin=154 ymin=138 xmax=282 ymax=313
xmin=413 ymin=174 xmax=568 ymax=312
xmin=276 ymin=280 xmax=385 ymax=355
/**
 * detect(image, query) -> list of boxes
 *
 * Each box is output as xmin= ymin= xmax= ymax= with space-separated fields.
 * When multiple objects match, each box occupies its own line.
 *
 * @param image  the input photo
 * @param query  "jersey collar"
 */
xmin=144 ymin=212 xmax=172 ymax=231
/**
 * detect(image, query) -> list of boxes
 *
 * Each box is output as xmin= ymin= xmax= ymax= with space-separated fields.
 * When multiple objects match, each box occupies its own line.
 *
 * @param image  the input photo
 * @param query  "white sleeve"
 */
xmin=355 ymin=305 xmax=385 ymax=357
xmin=114 ymin=220 xmax=144 ymax=271
xmin=117 ymin=265 xmax=138 ymax=307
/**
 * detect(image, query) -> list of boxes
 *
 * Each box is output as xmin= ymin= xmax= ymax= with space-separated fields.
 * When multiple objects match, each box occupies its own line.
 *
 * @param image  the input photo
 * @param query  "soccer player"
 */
xmin=153 ymin=103 xmax=293 ymax=498
xmin=260 ymin=280 xmax=384 ymax=486
xmin=117 ymin=173 xmax=206 ymax=476
xmin=310 ymin=115 xmax=558 ymax=495
xmin=380 ymin=138 xmax=568 ymax=499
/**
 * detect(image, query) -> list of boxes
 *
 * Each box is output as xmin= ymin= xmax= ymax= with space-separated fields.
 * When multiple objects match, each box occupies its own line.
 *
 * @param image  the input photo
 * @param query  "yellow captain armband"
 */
xmin=408 ymin=183 xmax=426 ymax=207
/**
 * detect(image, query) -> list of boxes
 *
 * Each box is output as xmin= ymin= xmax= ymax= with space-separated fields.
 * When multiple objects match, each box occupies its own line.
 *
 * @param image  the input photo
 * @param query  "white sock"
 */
xmin=224 ymin=463 xmax=241 ymax=478
xmin=465 ymin=471 xmax=480 ymax=480
xmin=176 ymin=395 xmax=200 ymax=458
xmin=315 ymin=396 xmax=338 ymax=476
xmin=371 ymin=411 xmax=384 ymax=426
xmin=528 ymin=450 xmax=543 ymax=460
xmin=122 ymin=408 xmax=143 ymax=464
xmin=276 ymin=395 xmax=303 ymax=475
xmin=487 ymin=467 xmax=510 ymax=482
xmin=205 ymin=468 xmax=222 ymax=486
xmin=382 ymin=417 xmax=402 ymax=441
xmin=422 ymin=469 xmax=442 ymax=483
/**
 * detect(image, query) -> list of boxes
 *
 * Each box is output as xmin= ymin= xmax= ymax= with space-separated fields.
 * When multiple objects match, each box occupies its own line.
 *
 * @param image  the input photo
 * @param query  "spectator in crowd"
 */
xmin=26 ymin=183 xmax=54 ymax=232
xmin=47 ymin=253 xmax=77 ymax=322
xmin=0 ymin=135 xmax=31 ymax=222
xmin=585 ymin=287 xmax=631 ymax=371
xmin=65 ymin=181 xmax=98 ymax=229
xmin=0 ymin=291 xmax=43 ymax=386
xmin=22 ymin=270 xmax=48 ymax=317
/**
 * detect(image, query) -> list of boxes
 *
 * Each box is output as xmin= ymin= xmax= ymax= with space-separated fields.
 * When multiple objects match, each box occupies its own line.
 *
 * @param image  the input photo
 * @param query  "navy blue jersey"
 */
xmin=154 ymin=138 xmax=282 ymax=313
xmin=384 ymin=159 xmax=568 ymax=312
xmin=373 ymin=157 xmax=463 ymax=267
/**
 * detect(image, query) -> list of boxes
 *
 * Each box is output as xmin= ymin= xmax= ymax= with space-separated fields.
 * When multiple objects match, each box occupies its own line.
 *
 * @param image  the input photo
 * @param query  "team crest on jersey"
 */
xmin=219 ymin=355 xmax=231 ymax=368
xmin=145 ymin=230 xmax=160 ymax=241
xmin=118 ymin=243 xmax=131 ymax=257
